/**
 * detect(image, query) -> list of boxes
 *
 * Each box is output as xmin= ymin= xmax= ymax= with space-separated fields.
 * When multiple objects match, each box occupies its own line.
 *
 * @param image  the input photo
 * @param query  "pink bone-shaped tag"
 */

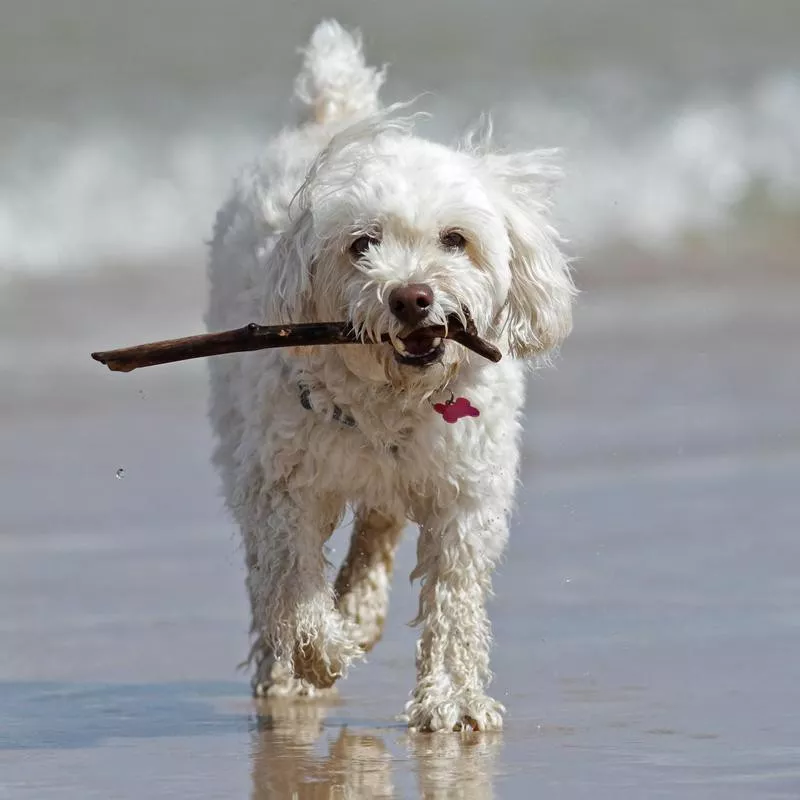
xmin=433 ymin=396 xmax=480 ymax=423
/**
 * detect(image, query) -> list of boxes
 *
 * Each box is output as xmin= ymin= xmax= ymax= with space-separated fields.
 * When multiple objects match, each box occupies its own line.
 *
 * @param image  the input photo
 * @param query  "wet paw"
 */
xmin=452 ymin=714 xmax=480 ymax=732
xmin=405 ymin=693 xmax=505 ymax=733
xmin=251 ymin=660 xmax=334 ymax=699
xmin=290 ymin=628 xmax=363 ymax=689
xmin=292 ymin=642 xmax=344 ymax=689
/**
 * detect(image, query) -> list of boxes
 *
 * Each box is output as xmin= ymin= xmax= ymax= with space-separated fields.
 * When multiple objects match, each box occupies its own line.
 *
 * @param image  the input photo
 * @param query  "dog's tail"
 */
xmin=294 ymin=20 xmax=384 ymax=125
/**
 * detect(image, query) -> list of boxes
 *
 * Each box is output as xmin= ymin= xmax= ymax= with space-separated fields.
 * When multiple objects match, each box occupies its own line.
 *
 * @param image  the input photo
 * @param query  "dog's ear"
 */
xmin=483 ymin=150 xmax=576 ymax=359
xmin=262 ymin=209 xmax=316 ymax=324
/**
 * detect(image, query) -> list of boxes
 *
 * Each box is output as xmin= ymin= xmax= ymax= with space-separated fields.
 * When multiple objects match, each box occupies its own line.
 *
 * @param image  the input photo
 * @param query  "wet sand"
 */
xmin=1 ymin=235 xmax=799 ymax=798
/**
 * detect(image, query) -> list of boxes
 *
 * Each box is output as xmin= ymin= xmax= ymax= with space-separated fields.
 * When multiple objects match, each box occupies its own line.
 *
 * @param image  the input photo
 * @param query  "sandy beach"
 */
xmin=1 ymin=230 xmax=798 ymax=797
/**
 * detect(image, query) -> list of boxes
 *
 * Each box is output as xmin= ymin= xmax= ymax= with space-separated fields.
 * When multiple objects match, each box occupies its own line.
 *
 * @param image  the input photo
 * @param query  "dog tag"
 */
xmin=433 ymin=396 xmax=480 ymax=423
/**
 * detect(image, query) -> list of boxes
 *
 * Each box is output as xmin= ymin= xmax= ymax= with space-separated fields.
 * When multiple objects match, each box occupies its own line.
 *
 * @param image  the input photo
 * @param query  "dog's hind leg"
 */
xmin=334 ymin=507 xmax=405 ymax=652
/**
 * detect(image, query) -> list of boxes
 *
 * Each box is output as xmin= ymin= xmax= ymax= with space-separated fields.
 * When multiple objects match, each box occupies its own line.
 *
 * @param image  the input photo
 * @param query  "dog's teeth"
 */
xmin=395 ymin=340 xmax=408 ymax=353
xmin=432 ymin=338 xmax=442 ymax=347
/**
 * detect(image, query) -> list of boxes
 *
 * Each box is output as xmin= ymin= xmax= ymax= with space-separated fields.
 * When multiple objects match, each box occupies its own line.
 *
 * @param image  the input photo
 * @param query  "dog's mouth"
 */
xmin=392 ymin=328 xmax=445 ymax=367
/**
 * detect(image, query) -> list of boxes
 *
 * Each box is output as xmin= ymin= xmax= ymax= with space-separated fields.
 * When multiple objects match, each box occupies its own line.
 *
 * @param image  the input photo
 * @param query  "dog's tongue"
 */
xmin=401 ymin=330 xmax=437 ymax=355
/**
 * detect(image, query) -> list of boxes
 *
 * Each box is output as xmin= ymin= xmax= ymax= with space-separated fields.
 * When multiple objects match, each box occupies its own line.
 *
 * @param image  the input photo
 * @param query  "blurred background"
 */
xmin=1 ymin=2 xmax=799 ymax=798
xmin=3 ymin=0 xmax=800 ymax=270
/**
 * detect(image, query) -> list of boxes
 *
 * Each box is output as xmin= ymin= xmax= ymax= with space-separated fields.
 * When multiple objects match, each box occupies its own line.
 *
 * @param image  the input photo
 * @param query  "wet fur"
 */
xmin=206 ymin=20 xmax=575 ymax=731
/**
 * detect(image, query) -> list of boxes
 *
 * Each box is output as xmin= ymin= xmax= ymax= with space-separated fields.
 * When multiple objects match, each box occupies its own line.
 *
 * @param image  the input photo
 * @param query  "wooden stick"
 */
xmin=91 ymin=317 xmax=502 ymax=373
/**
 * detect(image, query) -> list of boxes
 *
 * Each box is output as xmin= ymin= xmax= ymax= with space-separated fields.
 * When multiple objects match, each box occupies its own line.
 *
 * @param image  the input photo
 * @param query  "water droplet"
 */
xmin=564 ymin=577 xmax=572 ymax=584
xmin=115 ymin=468 xmax=125 ymax=480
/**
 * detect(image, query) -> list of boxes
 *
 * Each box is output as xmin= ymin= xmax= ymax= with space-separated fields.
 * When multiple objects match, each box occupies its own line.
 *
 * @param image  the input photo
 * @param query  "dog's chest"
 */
xmin=302 ymin=399 xmax=466 ymax=507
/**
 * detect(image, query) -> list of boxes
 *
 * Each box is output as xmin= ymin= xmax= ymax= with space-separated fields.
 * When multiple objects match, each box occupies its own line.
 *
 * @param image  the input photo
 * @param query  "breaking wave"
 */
xmin=1 ymin=72 xmax=798 ymax=277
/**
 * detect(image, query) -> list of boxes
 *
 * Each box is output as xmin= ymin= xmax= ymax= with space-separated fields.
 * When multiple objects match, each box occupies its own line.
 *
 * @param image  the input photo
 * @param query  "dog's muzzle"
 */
xmin=392 ymin=328 xmax=445 ymax=367
xmin=386 ymin=282 xmax=445 ymax=367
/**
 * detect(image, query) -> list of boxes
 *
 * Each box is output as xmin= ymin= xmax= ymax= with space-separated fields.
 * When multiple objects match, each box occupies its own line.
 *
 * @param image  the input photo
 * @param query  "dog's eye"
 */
xmin=440 ymin=230 xmax=468 ymax=251
xmin=349 ymin=234 xmax=380 ymax=259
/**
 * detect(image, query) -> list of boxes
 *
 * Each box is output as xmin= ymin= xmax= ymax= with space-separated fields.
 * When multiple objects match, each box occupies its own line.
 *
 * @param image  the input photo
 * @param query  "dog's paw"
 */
xmin=404 ymin=692 xmax=505 ymax=733
xmin=290 ymin=621 xmax=364 ymax=689
xmin=251 ymin=659 xmax=335 ymax=698
xmin=292 ymin=641 xmax=351 ymax=689
xmin=250 ymin=664 xmax=337 ymax=700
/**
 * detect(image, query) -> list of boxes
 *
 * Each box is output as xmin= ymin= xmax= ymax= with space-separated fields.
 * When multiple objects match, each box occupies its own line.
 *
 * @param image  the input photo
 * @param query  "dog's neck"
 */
xmin=284 ymin=346 xmax=464 ymax=433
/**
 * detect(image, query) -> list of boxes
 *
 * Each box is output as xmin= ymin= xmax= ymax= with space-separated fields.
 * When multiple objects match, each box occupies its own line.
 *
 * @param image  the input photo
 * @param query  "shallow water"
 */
xmin=1 ymin=233 xmax=798 ymax=797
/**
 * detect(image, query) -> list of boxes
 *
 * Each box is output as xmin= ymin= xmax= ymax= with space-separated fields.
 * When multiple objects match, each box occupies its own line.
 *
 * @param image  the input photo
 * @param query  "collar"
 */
xmin=298 ymin=382 xmax=357 ymax=429
xmin=298 ymin=381 xmax=479 ymax=432
xmin=298 ymin=382 xmax=402 ymax=455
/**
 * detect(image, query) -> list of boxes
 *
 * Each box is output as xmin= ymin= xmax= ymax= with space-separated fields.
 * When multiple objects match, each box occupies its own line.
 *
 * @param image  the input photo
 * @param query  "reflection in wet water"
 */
xmin=407 ymin=729 xmax=501 ymax=799
xmin=252 ymin=700 xmax=394 ymax=799
xmin=250 ymin=699 xmax=501 ymax=799
xmin=0 ymin=683 xmax=503 ymax=797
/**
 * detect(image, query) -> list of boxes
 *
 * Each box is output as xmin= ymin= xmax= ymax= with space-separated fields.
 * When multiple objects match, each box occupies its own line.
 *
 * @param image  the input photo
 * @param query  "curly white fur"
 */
xmin=206 ymin=20 xmax=575 ymax=731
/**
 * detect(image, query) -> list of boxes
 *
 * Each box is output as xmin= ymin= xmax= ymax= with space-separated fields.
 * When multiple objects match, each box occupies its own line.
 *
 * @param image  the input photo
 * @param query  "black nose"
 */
xmin=388 ymin=283 xmax=434 ymax=326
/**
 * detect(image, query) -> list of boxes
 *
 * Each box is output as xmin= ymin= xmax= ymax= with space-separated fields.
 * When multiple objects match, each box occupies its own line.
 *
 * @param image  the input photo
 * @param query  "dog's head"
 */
xmin=264 ymin=115 xmax=575 ymax=390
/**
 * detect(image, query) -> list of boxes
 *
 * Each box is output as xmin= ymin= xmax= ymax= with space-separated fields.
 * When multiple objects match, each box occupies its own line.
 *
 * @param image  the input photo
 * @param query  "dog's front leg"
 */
xmin=405 ymin=500 xmax=509 ymax=732
xmin=241 ymin=480 xmax=361 ymax=695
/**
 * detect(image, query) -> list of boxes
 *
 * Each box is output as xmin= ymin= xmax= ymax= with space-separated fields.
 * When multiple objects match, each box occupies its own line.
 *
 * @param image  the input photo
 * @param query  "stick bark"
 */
xmin=91 ymin=319 xmax=502 ymax=373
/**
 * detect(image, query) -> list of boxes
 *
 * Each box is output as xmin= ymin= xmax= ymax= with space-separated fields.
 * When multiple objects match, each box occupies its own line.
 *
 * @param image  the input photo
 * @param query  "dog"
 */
xmin=206 ymin=20 xmax=575 ymax=732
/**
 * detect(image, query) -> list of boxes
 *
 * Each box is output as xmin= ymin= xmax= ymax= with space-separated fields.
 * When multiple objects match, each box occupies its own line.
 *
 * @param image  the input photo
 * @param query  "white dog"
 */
xmin=206 ymin=20 xmax=575 ymax=732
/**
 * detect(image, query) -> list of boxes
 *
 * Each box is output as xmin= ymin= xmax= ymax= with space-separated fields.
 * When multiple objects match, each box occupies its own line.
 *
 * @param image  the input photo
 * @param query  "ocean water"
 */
xmin=1 ymin=0 xmax=799 ymax=275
